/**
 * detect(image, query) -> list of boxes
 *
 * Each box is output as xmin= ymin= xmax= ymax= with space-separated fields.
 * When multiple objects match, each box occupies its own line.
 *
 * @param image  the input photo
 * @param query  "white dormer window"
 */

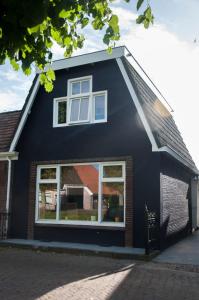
xmin=53 ymin=75 xmax=107 ymax=127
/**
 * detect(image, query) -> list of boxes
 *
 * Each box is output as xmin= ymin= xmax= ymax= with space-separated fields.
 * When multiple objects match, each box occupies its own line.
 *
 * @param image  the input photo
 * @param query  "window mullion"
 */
xmin=78 ymin=98 xmax=81 ymax=121
xmin=98 ymin=164 xmax=102 ymax=223
xmin=56 ymin=166 xmax=60 ymax=222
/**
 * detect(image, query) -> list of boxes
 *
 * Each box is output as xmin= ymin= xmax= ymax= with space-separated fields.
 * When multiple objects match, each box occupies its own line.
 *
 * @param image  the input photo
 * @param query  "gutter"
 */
xmin=0 ymin=152 xmax=18 ymax=161
xmin=157 ymin=146 xmax=199 ymax=175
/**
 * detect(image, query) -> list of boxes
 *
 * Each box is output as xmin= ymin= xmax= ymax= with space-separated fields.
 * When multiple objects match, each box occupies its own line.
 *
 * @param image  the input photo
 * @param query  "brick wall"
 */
xmin=0 ymin=161 xmax=8 ymax=212
xmin=161 ymin=174 xmax=189 ymax=237
xmin=27 ymin=157 xmax=133 ymax=247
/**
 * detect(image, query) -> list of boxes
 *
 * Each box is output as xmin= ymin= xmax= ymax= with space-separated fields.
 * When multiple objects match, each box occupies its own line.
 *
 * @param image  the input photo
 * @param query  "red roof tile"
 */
xmin=0 ymin=111 xmax=21 ymax=152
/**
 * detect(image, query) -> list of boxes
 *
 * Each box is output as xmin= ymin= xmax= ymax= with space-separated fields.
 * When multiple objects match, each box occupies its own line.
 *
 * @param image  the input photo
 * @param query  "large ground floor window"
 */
xmin=36 ymin=161 xmax=125 ymax=227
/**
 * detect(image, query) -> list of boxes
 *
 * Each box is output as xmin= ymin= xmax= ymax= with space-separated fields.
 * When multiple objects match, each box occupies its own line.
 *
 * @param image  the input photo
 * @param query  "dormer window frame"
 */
xmin=53 ymin=75 xmax=107 ymax=127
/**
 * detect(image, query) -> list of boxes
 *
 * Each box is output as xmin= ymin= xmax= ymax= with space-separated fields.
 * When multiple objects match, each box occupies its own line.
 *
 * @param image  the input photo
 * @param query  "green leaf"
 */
xmin=63 ymin=36 xmax=72 ymax=47
xmin=144 ymin=19 xmax=149 ymax=29
xmin=0 ymin=28 xmax=2 ymax=38
xmin=24 ymin=67 xmax=31 ymax=75
xmin=46 ymin=69 xmax=55 ymax=81
xmin=28 ymin=24 xmax=40 ymax=34
xmin=45 ymin=80 xmax=53 ymax=93
xmin=59 ymin=9 xmax=71 ymax=19
xmin=10 ymin=59 xmax=19 ymax=71
xmin=109 ymin=15 xmax=119 ymax=33
xmin=137 ymin=0 xmax=144 ymax=10
xmin=145 ymin=7 xmax=152 ymax=20
xmin=136 ymin=15 xmax=145 ymax=24
xmin=39 ymin=73 xmax=46 ymax=85
xmin=107 ymin=46 xmax=112 ymax=54
xmin=81 ymin=18 xmax=89 ymax=28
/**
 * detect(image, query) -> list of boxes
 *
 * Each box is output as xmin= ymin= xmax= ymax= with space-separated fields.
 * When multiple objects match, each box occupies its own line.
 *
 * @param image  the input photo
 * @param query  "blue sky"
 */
xmin=0 ymin=0 xmax=199 ymax=167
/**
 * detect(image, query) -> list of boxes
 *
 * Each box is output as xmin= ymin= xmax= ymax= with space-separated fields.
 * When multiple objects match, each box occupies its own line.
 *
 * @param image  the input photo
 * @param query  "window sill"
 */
xmin=53 ymin=120 xmax=107 ymax=128
xmin=35 ymin=221 xmax=125 ymax=230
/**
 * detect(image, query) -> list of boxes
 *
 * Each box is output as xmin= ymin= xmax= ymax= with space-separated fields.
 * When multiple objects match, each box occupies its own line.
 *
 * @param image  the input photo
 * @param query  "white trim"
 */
xmin=6 ymin=159 xmax=12 ymax=212
xmin=0 ymin=152 xmax=18 ymax=161
xmin=116 ymin=58 xmax=158 ymax=151
xmin=125 ymin=48 xmax=173 ymax=113
xmin=69 ymin=96 xmax=90 ymax=124
xmin=159 ymin=146 xmax=198 ymax=173
xmin=35 ymin=161 xmax=126 ymax=227
xmin=92 ymin=90 xmax=108 ymax=123
xmin=38 ymin=47 xmax=125 ymax=73
xmin=35 ymin=220 xmax=125 ymax=227
xmin=53 ymin=97 xmax=68 ymax=127
xmin=67 ymin=75 xmax=92 ymax=97
xmin=53 ymin=76 xmax=107 ymax=127
xmin=9 ymin=76 xmax=40 ymax=151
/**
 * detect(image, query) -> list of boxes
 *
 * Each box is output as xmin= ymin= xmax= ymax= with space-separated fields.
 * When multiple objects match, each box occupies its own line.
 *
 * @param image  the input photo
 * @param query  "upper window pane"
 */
xmin=72 ymin=81 xmax=80 ymax=95
xmin=40 ymin=168 xmax=57 ymax=180
xmin=103 ymin=165 xmax=123 ymax=178
xmin=81 ymin=80 xmax=90 ymax=94
xmin=59 ymin=164 xmax=99 ymax=221
xmin=58 ymin=101 xmax=67 ymax=124
xmin=79 ymin=97 xmax=89 ymax=121
xmin=95 ymin=94 xmax=105 ymax=120
xmin=70 ymin=98 xmax=80 ymax=122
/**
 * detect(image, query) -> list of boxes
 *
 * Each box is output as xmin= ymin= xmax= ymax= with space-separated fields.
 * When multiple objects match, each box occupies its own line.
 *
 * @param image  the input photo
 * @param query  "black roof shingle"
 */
xmin=122 ymin=57 xmax=198 ymax=173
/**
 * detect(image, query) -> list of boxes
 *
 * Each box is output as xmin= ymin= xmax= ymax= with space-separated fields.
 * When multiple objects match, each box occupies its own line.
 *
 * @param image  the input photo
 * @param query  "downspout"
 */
xmin=5 ymin=158 xmax=12 ymax=236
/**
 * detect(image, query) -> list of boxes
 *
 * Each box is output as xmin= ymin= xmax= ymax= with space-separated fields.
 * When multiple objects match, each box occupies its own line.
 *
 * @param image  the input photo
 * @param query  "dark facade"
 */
xmin=9 ymin=59 xmax=161 ymax=248
xmin=0 ymin=47 xmax=197 ymax=250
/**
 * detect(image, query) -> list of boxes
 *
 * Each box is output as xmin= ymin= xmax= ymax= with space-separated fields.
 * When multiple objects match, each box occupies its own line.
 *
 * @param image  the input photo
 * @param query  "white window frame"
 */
xmin=69 ymin=96 xmax=91 ymax=124
xmin=92 ymin=91 xmax=108 ymax=123
xmin=35 ymin=161 xmax=126 ymax=227
xmin=35 ymin=165 xmax=59 ymax=221
xmin=68 ymin=75 xmax=92 ymax=97
xmin=53 ymin=75 xmax=108 ymax=127
xmin=53 ymin=97 xmax=68 ymax=127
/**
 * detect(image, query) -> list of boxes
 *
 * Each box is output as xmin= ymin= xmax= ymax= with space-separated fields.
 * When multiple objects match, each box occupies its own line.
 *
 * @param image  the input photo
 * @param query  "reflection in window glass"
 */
xmin=59 ymin=165 xmax=99 ymax=221
xmin=70 ymin=99 xmax=80 ymax=122
xmin=95 ymin=94 xmax=105 ymax=120
xmin=81 ymin=80 xmax=90 ymax=93
xmin=103 ymin=165 xmax=123 ymax=178
xmin=102 ymin=182 xmax=124 ymax=223
xmin=41 ymin=168 xmax=57 ymax=180
xmin=72 ymin=81 xmax=80 ymax=95
xmin=79 ymin=97 xmax=89 ymax=121
xmin=38 ymin=183 xmax=57 ymax=219
xmin=58 ymin=101 xmax=67 ymax=124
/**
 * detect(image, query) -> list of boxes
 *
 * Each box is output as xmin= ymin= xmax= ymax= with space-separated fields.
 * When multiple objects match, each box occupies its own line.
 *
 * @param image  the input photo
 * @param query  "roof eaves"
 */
xmin=158 ymin=146 xmax=198 ymax=175
xmin=37 ymin=46 xmax=126 ymax=73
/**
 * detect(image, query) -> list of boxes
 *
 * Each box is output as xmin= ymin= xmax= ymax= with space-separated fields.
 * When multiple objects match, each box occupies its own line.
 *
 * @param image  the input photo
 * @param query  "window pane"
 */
xmin=102 ymin=182 xmax=124 ymax=223
xmin=70 ymin=99 xmax=80 ymax=122
xmin=72 ymin=81 xmax=80 ymax=95
xmin=38 ymin=183 xmax=57 ymax=220
xmin=79 ymin=97 xmax=89 ymax=121
xmin=103 ymin=165 xmax=123 ymax=178
xmin=58 ymin=101 xmax=67 ymax=124
xmin=59 ymin=165 xmax=99 ymax=221
xmin=95 ymin=95 xmax=105 ymax=120
xmin=81 ymin=80 xmax=90 ymax=93
xmin=40 ymin=168 xmax=56 ymax=180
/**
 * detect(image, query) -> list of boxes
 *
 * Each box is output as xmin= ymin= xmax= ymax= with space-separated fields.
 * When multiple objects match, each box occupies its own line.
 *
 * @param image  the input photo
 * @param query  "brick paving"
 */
xmin=0 ymin=247 xmax=199 ymax=300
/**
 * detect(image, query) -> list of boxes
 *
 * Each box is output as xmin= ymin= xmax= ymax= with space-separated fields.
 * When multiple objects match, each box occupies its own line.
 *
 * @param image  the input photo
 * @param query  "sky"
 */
xmin=0 ymin=0 xmax=199 ymax=168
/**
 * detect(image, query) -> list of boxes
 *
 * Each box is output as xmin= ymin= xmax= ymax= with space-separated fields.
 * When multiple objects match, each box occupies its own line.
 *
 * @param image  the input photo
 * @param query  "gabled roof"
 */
xmin=121 ymin=57 xmax=198 ymax=173
xmin=0 ymin=110 xmax=21 ymax=152
xmin=6 ymin=46 xmax=198 ymax=174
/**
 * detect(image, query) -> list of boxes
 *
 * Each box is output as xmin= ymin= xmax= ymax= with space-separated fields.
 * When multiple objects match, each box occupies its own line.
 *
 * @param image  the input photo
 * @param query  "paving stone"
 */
xmin=0 ymin=247 xmax=199 ymax=300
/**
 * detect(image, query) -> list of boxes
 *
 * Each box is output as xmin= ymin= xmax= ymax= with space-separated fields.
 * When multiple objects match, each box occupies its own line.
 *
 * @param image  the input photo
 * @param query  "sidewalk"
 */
xmin=0 ymin=238 xmax=145 ymax=260
xmin=154 ymin=230 xmax=199 ymax=265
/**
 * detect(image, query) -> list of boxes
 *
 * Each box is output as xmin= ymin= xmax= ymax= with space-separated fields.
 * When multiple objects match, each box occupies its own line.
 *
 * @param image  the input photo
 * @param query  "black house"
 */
xmin=0 ymin=46 xmax=198 ymax=250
